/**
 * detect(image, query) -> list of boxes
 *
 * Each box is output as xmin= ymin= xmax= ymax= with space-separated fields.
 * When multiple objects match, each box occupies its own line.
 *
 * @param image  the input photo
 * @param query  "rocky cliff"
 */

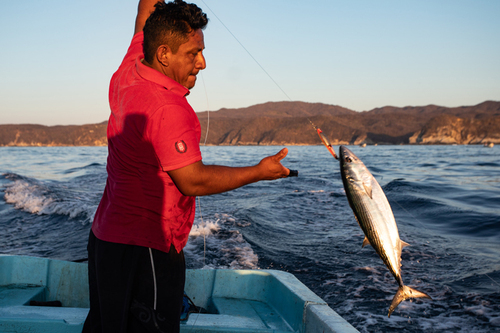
xmin=409 ymin=114 xmax=500 ymax=144
xmin=196 ymin=100 xmax=500 ymax=145
xmin=1 ymin=101 xmax=499 ymax=146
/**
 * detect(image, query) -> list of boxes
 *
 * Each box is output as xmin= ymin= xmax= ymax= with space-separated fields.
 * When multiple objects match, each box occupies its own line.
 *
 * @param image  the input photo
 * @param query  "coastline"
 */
xmin=0 ymin=142 xmax=496 ymax=147
xmin=1 ymin=100 xmax=499 ymax=147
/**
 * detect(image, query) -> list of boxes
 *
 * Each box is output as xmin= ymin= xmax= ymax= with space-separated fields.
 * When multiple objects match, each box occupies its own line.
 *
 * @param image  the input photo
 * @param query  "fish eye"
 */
xmin=345 ymin=157 xmax=352 ymax=163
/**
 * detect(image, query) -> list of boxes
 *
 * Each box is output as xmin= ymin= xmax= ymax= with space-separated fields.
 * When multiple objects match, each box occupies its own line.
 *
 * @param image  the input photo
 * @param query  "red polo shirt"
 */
xmin=92 ymin=32 xmax=202 ymax=253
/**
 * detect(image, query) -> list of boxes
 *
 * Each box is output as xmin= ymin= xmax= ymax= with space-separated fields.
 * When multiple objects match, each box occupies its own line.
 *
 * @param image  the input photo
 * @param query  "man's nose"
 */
xmin=196 ymin=52 xmax=206 ymax=70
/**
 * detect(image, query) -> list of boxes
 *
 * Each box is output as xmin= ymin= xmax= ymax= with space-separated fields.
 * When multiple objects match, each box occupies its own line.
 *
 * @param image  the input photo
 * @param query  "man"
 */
xmin=84 ymin=0 xmax=292 ymax=332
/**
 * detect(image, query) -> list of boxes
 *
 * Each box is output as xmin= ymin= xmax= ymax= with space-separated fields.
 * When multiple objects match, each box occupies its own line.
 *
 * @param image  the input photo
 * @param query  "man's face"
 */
xmin=165 ymin=29 xmax=206 ymax=90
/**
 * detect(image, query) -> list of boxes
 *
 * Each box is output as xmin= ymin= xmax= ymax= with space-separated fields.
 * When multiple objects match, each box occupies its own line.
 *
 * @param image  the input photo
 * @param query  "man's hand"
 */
xmin=256 ymin=148 xmax=290 ymax=180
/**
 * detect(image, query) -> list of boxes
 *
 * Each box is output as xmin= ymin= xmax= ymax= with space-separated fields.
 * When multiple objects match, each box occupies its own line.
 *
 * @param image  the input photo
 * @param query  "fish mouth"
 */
xmin=339 ymin=146 xmax=358 ymax=164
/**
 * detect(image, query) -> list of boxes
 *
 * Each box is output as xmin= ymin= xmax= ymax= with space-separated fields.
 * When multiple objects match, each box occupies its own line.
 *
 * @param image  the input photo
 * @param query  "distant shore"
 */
xmin=0 ymin=143 xmax=496 ymax=148
xmin=1 ymin=100 xmax=499 ymax=146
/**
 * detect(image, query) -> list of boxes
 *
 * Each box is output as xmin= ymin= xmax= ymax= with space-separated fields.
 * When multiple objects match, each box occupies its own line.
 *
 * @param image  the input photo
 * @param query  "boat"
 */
xmin=0 ymin=255 xmax=359 ymax=332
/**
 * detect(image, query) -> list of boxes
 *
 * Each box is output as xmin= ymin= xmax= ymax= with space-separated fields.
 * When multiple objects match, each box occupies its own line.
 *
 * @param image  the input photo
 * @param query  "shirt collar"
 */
xmin=135 ymin=56 xmax=190 ymax=97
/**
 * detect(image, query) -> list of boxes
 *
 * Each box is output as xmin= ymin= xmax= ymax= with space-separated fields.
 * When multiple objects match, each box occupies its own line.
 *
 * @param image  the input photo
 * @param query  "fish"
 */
xmin=338 ymin=145 xmax=431 ymax=317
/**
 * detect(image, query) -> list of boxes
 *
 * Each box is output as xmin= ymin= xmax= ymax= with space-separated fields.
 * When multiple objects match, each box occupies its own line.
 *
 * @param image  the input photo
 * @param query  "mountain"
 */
xmin=196 ymin=100 xmax=500 ymax=145
xmin=1 ymin=101 xmax=499 ymax=146
xmin=0 ymin=122 xmax=107 ymax=147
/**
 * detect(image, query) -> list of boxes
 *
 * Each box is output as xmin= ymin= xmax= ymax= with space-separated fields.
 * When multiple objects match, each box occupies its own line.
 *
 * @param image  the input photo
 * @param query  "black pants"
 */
xmin=83 ymin=230 xmax=186 ymax=333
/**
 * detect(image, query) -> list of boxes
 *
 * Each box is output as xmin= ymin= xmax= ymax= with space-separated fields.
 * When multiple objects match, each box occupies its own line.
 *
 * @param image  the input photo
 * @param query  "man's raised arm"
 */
xmin=135 ymin=0 xmax=163 ymax=35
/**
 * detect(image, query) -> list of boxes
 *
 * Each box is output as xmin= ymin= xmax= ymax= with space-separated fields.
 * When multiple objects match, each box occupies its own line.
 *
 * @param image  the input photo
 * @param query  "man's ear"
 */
xmin=156 ymin=45 xmax=171 ymax=67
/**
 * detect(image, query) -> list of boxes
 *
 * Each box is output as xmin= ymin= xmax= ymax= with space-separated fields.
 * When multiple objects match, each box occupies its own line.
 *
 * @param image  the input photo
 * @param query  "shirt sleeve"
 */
xmin=118 ymin=32 xmax=144 ymax=70
xmin=147 ymin=103 xmax=202 ymax=172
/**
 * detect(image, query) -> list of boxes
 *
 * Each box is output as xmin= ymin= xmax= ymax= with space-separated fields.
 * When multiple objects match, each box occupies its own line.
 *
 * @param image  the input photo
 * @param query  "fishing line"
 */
xmin=204 ymin=0 xmax=500 ymax=293
xmin=199 ymin=0 xmax=293 ymax=103
xmin=195 ymin=1 xmax=500 ymax=313
xmin=200 ymin=71 xmax=210 ymax=146
xmin=189 ymin=1 xmax=497 ymax=324
xmin=485 ymin=273 xmax=500 ymax=288
xmin=198 ymin=71 xmax=210 ymax=268
xmin=191 ymin=2 xmax=302 ymax=325
xmin=391 ymin=199 xmax=429 ymax=232
xmin=196 ymin=196 xmax=207 ymax=266
xmin=200 ymin=0 xmax=336 ymax=161
xmin=193 ymin=0 xmax=312 ymax=276
xmin=191 ymin=71 xmax=210 ymax=328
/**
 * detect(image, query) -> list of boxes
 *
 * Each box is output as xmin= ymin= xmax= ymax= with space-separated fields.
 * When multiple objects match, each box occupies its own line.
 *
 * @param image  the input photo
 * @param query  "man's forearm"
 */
xmin=135 ymin=0 xmax=164 ymax=34
xmin=170 ymin=163 xmax=262 ymax=197
xmin=167 ymin=148 xmax=290 ymax=196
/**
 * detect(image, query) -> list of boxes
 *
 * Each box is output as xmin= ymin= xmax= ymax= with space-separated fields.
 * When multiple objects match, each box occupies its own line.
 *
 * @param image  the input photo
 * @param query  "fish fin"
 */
xmin=400 ymin=240 xmax=410 ymax=249
xmin=362 ymin=237 xmax=371 ymax=248
xmin=363 ymin=183 xmax=373 ymax=199
xmin=388 ymin=285 xmax=432 ymax=317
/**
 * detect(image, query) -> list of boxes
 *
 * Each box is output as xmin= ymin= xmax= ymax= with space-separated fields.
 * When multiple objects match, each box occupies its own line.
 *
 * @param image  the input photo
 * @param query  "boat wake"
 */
xmin=185 ymin=213 xmax=259 ymax=270
xmin=2 ymin=173 xmax=97 ymax=223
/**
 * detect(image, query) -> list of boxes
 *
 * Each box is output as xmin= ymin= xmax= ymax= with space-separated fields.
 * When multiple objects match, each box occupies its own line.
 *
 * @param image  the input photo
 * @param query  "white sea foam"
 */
xmin=185 ymin=213 xmax=258 ymax=270
xmin=3 ymin=179 xmax=96 ymax=222
xmin=189 ymin=219 xmax=220 ymax=237
xmin=4 ymin=180 xmax=54 ymax=214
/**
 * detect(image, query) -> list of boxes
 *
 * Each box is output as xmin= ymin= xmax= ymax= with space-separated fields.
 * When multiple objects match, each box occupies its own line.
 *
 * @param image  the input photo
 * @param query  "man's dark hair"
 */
xmin=143 ymin=0 xmax=208 ymax=63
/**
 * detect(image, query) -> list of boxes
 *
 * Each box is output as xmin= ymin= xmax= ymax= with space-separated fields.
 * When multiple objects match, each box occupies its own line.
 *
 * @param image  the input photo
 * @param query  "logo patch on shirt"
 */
xmin=175 ymin=140 xmax=187 ymax=153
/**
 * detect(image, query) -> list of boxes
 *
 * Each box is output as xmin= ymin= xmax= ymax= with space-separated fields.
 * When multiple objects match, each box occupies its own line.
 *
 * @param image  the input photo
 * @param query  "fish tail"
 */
xmin=388 ymin=285 xmax=432 ymax=317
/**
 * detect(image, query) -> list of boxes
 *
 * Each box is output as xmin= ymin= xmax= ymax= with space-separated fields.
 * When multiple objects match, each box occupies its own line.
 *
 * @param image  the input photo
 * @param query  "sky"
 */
xmin=0 ymin=0 xmax=499 ymax=126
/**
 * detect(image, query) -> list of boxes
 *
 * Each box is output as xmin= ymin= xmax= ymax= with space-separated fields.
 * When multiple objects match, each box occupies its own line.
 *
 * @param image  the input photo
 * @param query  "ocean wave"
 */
xmin=4 ymin=178 xmax=55 ymax=214
xmin=63 ymin=162 xmax=104 ymax=175
xmin=2 ymin=174 xmax=97 ymax=222
xmin=475 ymin=161 xmax=500 ymax=168
xmin=381 ymin=177 xmax=500 ymax=238
xmin=382 ymin=178 xmax=415 ymax=192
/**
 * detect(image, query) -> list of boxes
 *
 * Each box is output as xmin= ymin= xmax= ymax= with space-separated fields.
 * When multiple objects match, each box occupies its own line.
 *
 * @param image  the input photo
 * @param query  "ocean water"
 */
xmin=1 ymin=145 xmax=499 ymax=332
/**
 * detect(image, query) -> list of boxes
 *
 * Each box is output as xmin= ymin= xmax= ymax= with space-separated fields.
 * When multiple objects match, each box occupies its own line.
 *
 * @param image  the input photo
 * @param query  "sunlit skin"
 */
xmin=144 ymin=29 xmax=206 ymax=90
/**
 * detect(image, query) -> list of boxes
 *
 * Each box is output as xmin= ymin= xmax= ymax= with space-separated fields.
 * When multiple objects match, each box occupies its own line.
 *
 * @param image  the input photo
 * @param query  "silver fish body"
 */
xmin=339 ymin=146 xmax=431 ymax=317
